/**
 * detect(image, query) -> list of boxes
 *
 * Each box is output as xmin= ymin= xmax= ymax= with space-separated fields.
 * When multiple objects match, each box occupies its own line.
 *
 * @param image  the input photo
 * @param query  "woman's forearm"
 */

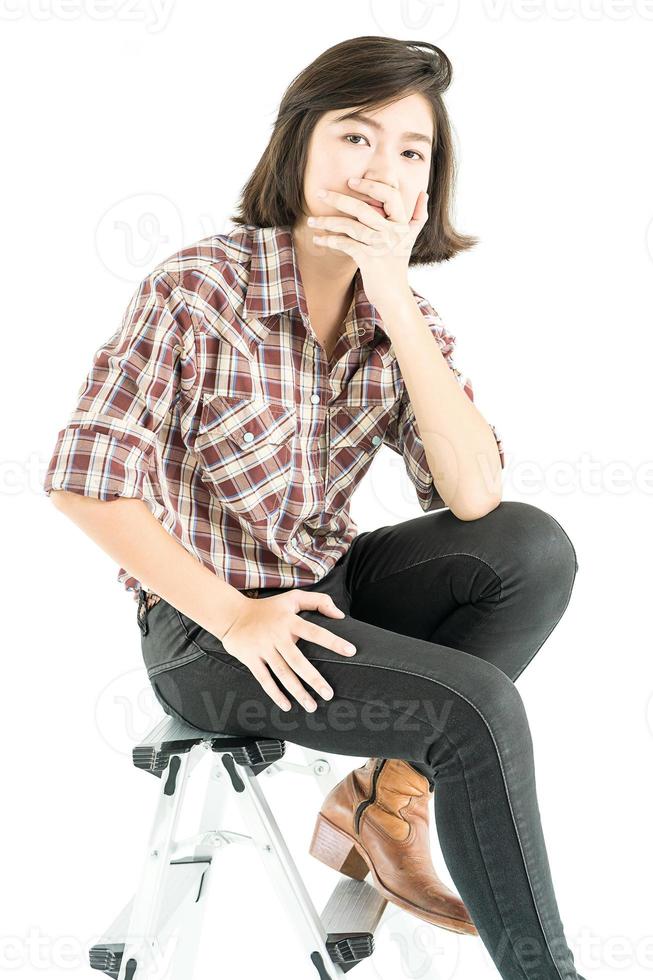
xmin=377 ymin=290 xmax=503 ymax=521
xmin=48 ymin=491 xmax=248 ymax=639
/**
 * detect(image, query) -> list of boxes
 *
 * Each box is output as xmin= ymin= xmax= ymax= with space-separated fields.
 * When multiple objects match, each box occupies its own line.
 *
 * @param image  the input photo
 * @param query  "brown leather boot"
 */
xmin=309 ymin=757 xmax=478 ymax=936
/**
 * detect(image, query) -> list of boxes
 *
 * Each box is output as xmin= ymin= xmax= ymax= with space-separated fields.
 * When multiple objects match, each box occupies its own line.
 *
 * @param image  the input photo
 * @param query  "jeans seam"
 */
xmin=148 ymin=650 xmax=208 ymax=678
xmin=352 ymin=550 xmax=502 ymax=594
xmin=455 ymin=746 xmax=531 ymax=980
xmin=307 ymin=654 xmax=568 ymax=980
xmin=351 ymin=551 xmax=505 ymax=655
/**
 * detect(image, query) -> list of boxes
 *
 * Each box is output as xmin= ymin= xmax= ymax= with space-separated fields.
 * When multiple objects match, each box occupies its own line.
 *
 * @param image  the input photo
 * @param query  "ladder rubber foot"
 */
xmin=89 ymin=942 xmax=123 ymax=977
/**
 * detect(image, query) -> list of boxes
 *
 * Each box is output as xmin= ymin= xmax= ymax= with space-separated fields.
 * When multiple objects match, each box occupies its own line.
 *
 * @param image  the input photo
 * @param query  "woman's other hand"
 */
xmin=220 ymin=591 xmax=357 ymax=712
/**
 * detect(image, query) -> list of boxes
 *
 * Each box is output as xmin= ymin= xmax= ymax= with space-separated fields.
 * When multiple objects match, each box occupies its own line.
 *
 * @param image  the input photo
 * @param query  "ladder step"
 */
xmin=321 ymin=877 xmax=388 ymax=969
xmin=90 ymin=921 xmax=379 ymax=974
xmin=132 ymin=715 xmax=286 ymax=777
xmin=90 ymin=861 xmax=209 ymax=975
xmin=227 ymin=737 xmax=286 ymax=768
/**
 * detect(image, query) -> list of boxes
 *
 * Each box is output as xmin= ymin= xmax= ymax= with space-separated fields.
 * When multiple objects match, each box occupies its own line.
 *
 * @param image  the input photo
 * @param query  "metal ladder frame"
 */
xmin=89 ymin=715 xmax=389 ymax=979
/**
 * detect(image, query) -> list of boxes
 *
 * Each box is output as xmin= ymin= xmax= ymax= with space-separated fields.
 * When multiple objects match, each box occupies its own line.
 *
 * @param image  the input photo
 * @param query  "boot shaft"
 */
xmin=363 ymin=758 xmax=432 ymax=843
xmin=318 ymin=757 xmax=432 ymax=839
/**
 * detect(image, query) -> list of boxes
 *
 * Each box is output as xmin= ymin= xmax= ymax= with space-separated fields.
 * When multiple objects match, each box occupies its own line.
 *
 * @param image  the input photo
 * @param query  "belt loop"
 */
xmin=137 ymin=587 xmax=149 ymax=636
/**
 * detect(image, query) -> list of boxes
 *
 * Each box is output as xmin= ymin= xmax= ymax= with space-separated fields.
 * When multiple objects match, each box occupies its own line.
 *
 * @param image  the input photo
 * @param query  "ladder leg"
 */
xmin=92 ymin=747 xmax=249 ymax=980
xmin=218 ymin=750 xmax=348 ymax=979
xmin=92 ymin=719 xmax=387 ymax=978
xmin=116 ymin=745 xmax=207 ymax=979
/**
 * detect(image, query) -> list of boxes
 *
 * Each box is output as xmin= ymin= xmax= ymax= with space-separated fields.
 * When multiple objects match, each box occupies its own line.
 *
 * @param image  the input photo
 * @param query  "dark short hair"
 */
xmin=230 ymin=35 xmax=477 ymax=265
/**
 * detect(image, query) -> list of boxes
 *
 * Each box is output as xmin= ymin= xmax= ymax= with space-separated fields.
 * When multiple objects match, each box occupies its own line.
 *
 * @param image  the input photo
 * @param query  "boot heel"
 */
xmin=309 ymin=813 xmax=369 ymax=881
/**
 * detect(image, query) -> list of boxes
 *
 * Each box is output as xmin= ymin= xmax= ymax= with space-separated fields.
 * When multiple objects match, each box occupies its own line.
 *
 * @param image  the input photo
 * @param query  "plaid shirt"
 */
xmin=43 ymin=224 xmax=504 ymax=602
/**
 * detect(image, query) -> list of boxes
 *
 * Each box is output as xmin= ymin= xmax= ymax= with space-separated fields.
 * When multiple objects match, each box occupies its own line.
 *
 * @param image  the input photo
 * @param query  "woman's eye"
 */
xmin=343 ymin=134 xmax=423 ymax=160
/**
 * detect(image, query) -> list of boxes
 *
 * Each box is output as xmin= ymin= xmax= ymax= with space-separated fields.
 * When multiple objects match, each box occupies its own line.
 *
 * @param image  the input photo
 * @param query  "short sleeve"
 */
xmin=383 ymin=292 xmax=505 ymax=512
xmin=43 ymin=269 xmax=196 ymax=501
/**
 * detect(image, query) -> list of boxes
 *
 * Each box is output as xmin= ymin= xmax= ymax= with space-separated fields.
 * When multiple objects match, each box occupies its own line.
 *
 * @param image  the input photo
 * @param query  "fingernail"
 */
xmin=321 ymin=687 xmax=333 ymax=699
xmin=316 ymin=188 xmax=327 ymax=198
xmin=349 ymin=177 xmax=361 ymax=185
xmin=346 ymin=645 xmax=357 ymax=655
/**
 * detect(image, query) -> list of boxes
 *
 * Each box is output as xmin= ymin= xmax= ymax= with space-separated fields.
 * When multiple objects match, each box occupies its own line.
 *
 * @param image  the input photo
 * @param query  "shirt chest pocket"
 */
xmin=324 ymin=403 xmax=394 ymax=517
xmin=194 ymin=394 xmax=297 ymax=526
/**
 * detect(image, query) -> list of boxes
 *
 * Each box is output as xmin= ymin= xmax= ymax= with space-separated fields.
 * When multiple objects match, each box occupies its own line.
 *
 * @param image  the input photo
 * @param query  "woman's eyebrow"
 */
xmin=331 ymin=110 xmax=433 ymax=145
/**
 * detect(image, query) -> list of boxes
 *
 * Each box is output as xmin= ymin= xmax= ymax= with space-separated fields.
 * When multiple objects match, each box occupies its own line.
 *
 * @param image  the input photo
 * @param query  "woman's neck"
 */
xmin=291 ymin=219 xmax=358 ymax=356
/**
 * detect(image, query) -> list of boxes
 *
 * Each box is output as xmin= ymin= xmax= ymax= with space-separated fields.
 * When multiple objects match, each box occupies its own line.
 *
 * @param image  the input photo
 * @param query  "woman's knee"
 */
xmin=488 ymin=500 xmax=579 ymax=577
xmin=471 ymin=658 xmax=531 ymax=738
xmin=424 ymin=658 xmax=533 ymax=771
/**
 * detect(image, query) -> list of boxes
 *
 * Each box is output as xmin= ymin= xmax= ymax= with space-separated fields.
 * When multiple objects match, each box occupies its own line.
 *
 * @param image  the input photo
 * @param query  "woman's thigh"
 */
xmin=141 ymin=572 xmax=532 ymax=781
xmin=344 ymin=500 xmax=579 ymax=682
xmin=139 ymin=499 xmax=577 ymax=761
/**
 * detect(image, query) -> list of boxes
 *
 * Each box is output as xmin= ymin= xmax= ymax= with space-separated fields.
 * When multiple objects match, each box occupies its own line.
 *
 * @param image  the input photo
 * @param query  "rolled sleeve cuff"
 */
xmin=43 ymin=423 xmax=153 ymax=500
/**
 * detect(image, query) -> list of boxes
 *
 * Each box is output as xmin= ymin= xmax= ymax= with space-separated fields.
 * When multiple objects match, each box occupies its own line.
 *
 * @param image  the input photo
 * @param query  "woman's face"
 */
xmin=301 ymin=92 xmax=434 ymax=225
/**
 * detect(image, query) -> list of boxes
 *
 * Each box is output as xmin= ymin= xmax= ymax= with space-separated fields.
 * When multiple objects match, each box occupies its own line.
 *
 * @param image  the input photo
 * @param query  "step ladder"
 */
xmin=89 ymin=714 xmax=390 ymax=979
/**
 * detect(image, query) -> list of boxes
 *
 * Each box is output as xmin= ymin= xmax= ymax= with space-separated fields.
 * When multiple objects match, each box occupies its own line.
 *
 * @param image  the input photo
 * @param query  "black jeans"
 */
xmin=139 ymin=500 xmax=585 ymax=980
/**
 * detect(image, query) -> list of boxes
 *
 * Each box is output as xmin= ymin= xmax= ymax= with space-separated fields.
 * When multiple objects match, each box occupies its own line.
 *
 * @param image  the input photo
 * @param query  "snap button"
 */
xmin=243 ymin=431 xmax=254 ymax=443
xmin=310 ymin=393 xmax=320 ymax=405
xmin=371 ymin=435 xmax=382 ymax=446
xmin=356 ymin=325 xmax=366 ymax=336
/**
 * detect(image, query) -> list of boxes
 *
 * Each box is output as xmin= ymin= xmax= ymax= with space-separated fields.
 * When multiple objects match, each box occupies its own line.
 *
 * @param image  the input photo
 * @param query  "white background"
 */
xmin=3 ymin=1 xmax=653 ymax=978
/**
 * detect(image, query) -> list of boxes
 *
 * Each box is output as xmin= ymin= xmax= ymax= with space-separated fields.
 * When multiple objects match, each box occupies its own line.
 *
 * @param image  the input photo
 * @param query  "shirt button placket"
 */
xmin=309 ymin=393 xmax=322 ymax=498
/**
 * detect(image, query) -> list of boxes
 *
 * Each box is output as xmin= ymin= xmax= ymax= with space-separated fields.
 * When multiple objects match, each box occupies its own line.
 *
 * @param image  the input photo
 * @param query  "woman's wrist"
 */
xmin=209 ymin=587 xmax=252 ymax=641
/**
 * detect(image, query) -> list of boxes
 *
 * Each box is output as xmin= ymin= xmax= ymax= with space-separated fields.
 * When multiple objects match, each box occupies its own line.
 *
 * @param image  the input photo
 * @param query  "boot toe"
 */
xmin=423 ymin=885 xmax=476 ymax=926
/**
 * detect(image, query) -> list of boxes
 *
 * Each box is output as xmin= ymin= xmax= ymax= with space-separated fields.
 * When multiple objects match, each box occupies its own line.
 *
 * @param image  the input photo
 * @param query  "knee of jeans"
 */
xmin=425 ymin=665 xmax=533 ymax=777
xmin=470 ymin=664 xmax=533 ymax=750
xmin=494 ymin=501 xmax=579 ymax=575
xmin=545 ymin=511 xmax=579 ymax=574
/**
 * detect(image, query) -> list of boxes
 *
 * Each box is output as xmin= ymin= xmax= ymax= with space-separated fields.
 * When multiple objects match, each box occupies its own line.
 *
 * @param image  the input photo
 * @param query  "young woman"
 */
xmin=44 ymin=36 xmax=586 ymax=980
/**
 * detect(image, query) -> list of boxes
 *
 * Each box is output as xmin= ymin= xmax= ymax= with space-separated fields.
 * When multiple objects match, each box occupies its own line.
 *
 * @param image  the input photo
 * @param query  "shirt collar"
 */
xmin=241 ymin=225 xmax=393 ymax=365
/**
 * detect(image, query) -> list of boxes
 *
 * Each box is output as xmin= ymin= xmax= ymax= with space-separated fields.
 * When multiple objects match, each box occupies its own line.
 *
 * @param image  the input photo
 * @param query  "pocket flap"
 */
xmin=199 ymin=394 xmax=296 ymax=447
